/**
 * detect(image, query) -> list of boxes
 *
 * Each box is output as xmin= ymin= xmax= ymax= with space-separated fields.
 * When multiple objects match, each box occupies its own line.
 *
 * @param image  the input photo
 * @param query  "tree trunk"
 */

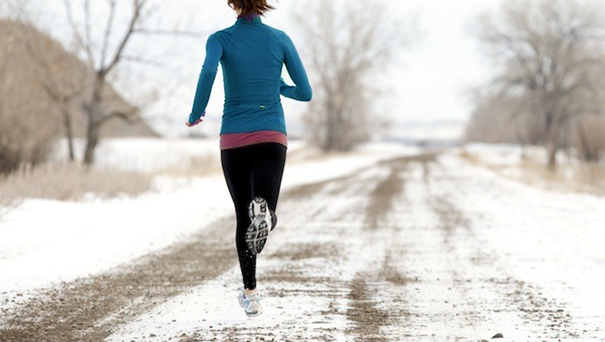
xmin=324 ymin=101 xmax=338 ymax=152
xmin=546 ymin=142 xmax=558 ymax=170
xmin=545 ymin=126 xmax=561 ymax=170
xmin=83 ymin=118 xmax=100 ymax=165
xmin=83 ymin=81 xmax=103 ymax=165
xmin=577 ymin=118 xmax=595 ymax=162
xmin=61 ymin=101 xmax=75 ymax=162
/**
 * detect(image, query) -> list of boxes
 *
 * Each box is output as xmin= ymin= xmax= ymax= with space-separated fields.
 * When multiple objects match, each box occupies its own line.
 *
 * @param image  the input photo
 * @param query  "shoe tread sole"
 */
xmin=246 ymin=197 xmax=272 ymax=255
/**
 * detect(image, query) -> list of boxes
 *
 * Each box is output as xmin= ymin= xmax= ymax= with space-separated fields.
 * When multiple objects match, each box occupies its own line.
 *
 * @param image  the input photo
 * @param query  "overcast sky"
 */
xmin=24 ymin=0 xmax=503 ymax=137
xmin=390 ymin=0 xmax=501 ymax=122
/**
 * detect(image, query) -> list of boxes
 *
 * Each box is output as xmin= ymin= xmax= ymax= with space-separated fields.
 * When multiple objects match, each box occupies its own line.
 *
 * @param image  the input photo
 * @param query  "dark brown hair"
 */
xmin=227 ymin=0 xmax=275 ymax=17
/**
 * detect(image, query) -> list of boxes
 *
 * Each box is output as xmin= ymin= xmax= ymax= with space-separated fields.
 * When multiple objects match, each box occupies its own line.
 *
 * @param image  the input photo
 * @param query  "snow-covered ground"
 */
xmin=1 ymin=139 xmax=604 ymax=341
xmin=461 ymin=143 xmax=605 ymax=195
xmin=52 ymin=138 xmax=224 ymax=173
xmin=105 ymin=149 xmax=605 ymax=341
xmin=0 ymin=139 xmax=417 ymax=298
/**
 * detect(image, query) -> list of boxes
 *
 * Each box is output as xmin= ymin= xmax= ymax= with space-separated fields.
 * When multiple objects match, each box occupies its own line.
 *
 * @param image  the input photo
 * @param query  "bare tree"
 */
xmin=296 ymin=0 xmax=412 ymax=152
xmin=2 ymin=0 xmax=82 ymax=162
xmin=476 ymin=0 xmax=605 ymax=168
xmin=20 ymin=22 xmax=86 ymax=162
xmin=57 ymin=0 xmax=206 ymax=165
xmin=59 ymin=0 xmax=147 ymax=165
xmin=2 ymin=0 xmax=203 ymax=166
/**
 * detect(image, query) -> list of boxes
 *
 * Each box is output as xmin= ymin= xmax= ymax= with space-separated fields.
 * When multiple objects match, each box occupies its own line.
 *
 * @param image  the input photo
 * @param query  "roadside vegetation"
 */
xmin=0 ymin=163 xmax=152 ymax=206
xmin=466 ymin=0 xmax=605 ymax=170
xmin=459 ymin=147 xmax=605 ymax=196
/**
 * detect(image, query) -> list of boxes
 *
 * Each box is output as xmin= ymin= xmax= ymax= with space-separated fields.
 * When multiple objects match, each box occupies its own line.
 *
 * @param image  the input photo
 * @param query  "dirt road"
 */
xmin=1 ymin=153 xmax=603 ymax=341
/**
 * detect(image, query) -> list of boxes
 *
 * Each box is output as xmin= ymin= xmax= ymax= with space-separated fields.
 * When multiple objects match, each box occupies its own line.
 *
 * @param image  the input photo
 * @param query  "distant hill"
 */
xmin=0 ymin=19 xmax=159 ymax=138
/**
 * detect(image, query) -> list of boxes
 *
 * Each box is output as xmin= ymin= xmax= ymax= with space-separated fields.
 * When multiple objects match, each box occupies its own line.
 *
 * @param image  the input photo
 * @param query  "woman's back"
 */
xmin=217 ymin=18 xmax=285 ymax=107
xmin=189 ymin=16 xmax=311 ymax=135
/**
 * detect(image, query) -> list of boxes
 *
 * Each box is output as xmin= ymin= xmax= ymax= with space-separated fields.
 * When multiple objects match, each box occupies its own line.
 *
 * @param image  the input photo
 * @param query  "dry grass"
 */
xmin=458 ymin=149 xmax=482 ymax=165
xmin=520 ymin=160 xmax=605 ymax=195
xmin=0 ymin=163 xmax=152 ymax=206
xmin=152 ymin=155 xmax=221 ymax=178
xmin=459 ymin=149 xmax=605 ymax=196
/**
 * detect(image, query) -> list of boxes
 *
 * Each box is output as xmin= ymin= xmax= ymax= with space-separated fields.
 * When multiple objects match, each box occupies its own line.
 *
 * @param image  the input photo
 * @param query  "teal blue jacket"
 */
xmin=188 ymin=17 xmax=312 ymax=135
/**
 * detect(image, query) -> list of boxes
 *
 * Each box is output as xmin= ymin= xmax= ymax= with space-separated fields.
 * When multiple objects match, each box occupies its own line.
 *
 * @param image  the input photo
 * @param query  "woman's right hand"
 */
xmin=186 ymin=118 xmax=204 ymax=127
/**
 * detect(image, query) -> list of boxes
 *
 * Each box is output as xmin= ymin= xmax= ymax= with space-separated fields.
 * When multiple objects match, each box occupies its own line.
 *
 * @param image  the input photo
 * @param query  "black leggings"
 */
xmin=221 ymin=142 xmax=287 ymax=290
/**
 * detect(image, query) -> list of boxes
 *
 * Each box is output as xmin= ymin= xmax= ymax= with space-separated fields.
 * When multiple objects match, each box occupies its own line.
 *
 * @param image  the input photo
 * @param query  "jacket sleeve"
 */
xmin=188 ymin=34 xmax=223 ymax=124
xmin=280 ymin=33 xmax=312 ymax=102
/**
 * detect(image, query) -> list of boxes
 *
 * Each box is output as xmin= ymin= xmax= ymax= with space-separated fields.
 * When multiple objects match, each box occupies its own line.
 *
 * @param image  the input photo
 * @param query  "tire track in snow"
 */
xmin=365 ymin=153 xmax=438 ymax=231
xmin=346 ymin=276 xmax=389 ymax=342
xmin=347 ymin=153 xmax=466 ymax=340
xmin=359 ymin=155 xmax=523 ymax=340
xmin=0 ymin=216 xmax=237 ymax=342
xmin=428 ymin=184 xmax=503 ymax=336
xmin=345 ymin=154 xmax=438 ymax=341
xmin=425 ymin=159 xmax=581 ymax=339
xmin=364 ymin=159 xmax=407 ymax=230
xmin=310 ymin=152 xmax=587 ymax=340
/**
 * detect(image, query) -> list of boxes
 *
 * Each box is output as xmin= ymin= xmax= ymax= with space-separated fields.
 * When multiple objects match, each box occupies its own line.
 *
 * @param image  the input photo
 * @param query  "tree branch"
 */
xmin=102 ymin=0 xmax=147 ymax=76
xmin=62 ymin=0 xmax=95 ymax=68
xmin=133 ymin=28 xmax=206 ymax=38
xmin=100 ymin=0 xmax=117 ymax=68
xmin=97 ymin=108 xmax=141 ymax=126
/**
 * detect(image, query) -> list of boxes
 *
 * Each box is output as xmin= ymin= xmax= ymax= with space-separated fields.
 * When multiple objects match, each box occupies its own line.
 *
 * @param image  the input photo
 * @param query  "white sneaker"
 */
xmin=246 ymin=197 xmax=273 ymax=255
xmin=238 ymin=289 xmax=263 ymax=317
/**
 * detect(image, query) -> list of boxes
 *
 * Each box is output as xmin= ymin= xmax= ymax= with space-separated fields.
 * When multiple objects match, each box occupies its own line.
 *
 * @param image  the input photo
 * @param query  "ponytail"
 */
xmin=228 ymin=0 xmax=275 ymax=17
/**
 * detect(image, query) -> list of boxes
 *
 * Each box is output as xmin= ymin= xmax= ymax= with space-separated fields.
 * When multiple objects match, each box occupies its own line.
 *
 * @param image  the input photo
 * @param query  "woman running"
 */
xmin=185 ymin=0 xmax=312 ymax=317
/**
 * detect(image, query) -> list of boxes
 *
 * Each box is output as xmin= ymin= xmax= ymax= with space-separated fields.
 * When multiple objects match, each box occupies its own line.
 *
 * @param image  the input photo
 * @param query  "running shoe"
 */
xmin=246 ymin=197 xmax=273 ymax=255
xmin=238 ymin=288 xmax=263 ymax=317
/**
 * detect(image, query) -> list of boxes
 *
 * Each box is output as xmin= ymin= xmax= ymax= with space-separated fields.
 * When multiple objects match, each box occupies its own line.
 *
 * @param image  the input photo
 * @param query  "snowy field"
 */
xmin=1 ymin=139 xmax=604 ymax=341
